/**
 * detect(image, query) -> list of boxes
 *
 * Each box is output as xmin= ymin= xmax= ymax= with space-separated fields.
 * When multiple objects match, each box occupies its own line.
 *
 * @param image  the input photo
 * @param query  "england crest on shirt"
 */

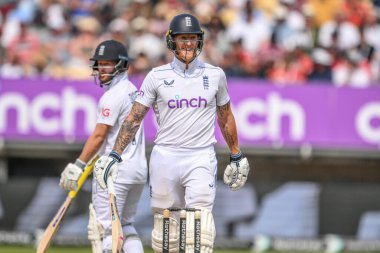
xmin=203 ymin=76 xmax=209 ymax=90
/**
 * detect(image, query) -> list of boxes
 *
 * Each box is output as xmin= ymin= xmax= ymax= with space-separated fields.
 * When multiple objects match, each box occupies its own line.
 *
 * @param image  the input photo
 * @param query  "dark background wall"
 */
xmin=1 ymin=144 xmax=379 ymax=236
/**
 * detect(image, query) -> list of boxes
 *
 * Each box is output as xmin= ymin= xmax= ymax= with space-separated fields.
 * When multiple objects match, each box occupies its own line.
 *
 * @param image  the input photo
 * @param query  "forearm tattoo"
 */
xmin=114 ymin=103 xmax=149 ymax=154
xmin=217 ymin=102 xmax=229 ymax=118
xmin=217 ymin=102 xmax=238 ymax=150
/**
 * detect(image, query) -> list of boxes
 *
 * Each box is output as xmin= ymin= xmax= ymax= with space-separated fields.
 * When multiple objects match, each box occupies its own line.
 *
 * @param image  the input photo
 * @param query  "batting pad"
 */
xmin=152 ymin=213 xmax=179 ymax=252
xmin=185 ymin=209 xmax=215 ymax=253
xmin=88 ymin=203 xmax=104 ymax=253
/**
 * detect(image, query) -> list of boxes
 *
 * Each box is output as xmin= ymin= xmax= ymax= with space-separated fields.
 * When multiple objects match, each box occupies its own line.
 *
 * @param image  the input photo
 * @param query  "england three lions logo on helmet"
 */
xmin=185 ymin=16 xmax=192 ymax=26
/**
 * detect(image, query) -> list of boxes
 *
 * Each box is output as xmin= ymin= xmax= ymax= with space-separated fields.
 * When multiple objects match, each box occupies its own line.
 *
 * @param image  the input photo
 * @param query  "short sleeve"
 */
xmin=97 ymin=94 xmax=122 ymax=126
xmin=216 ymin=68 xmax=230 ymax=106
xmin=136 ymin=71 xmax=156 ymax=107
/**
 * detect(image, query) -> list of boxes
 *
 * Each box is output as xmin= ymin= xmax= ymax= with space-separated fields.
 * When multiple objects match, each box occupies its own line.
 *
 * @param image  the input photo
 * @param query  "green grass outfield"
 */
xmin=2 ymin=245 xmax=379 ymax=253
xmin=1 ymin=245 xmax=251 ymax=252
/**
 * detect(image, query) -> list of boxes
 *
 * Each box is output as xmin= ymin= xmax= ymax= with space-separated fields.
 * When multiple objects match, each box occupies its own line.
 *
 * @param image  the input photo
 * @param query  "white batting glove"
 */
xmin=94 ymin=151 xmax=121 ymax=189
xmin=223 ymin=151 xmax=250 ymax=191
xmin=59 ymin=159 xmax=86 ymax=191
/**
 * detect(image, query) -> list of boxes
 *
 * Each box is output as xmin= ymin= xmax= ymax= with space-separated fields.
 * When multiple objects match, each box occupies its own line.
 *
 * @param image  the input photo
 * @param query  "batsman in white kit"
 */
xmin=59 ymin=40 xmax=147 ymax=253
xmin=94 ymin=13 xmax=251 ymax=253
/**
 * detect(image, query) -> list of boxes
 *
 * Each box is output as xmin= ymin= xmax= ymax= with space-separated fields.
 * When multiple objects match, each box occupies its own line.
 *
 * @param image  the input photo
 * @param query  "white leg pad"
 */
xmin=88 ymin=203 xmax=104 ymax=253
xmin=185 ymin=209 xmax=215 ymax=253
xmin=151 ymin=213 xmax=179 ymax=253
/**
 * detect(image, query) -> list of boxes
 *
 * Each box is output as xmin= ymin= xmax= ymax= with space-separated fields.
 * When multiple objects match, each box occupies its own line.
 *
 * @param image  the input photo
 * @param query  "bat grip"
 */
xmin=107 ymin=177 xmax=116 ymax=195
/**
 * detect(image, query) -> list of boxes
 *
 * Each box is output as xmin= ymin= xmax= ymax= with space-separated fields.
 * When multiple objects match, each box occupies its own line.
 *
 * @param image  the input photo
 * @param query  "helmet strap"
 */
xmin=172 ymin=46 xmax=201 ymax=67
xmin=91 ymin=60 xmax=127 ymax=87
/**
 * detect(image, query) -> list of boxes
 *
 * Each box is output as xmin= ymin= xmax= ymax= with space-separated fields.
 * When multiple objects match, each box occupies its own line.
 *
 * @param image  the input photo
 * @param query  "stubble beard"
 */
xmin=178 ymin=48 xmax=196 ymax=64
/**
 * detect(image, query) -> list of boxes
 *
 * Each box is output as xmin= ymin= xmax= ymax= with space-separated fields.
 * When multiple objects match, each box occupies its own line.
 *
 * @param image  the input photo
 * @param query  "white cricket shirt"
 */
xmin=136 ymin=57 xmax=230 ymax=149
xmin=97 ymin=73 xmax=147 ymax=184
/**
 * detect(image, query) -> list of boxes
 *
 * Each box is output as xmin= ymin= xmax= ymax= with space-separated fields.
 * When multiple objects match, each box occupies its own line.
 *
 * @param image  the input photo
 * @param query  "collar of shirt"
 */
xmin=105 ymin=72 xmax=129 ymax=91
xmin=172 ymin=56 xmax=200 ymax=77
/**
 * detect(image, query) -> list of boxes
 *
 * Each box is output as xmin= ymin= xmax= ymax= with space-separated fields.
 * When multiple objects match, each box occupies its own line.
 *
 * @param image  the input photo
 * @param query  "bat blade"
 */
xmin=36 ymin=197 xmax=72 ymax=253
xmin=36 ymin=155 xmax=99 ymax=253
xmin=107 ymin=179 xmax=124 ymax=253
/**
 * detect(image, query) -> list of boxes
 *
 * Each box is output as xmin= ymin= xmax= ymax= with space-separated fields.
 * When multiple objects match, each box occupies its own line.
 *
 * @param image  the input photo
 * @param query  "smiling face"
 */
xmin=173 ymin=33 xmax=200 ymax=64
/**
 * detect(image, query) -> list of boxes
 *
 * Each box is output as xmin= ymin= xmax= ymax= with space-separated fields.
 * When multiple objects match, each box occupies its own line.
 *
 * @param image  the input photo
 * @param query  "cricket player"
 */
xmin=59 ymin=40 xmax=147 ymax=253
xmin=94 ymin=13 xmax=251 ymax=252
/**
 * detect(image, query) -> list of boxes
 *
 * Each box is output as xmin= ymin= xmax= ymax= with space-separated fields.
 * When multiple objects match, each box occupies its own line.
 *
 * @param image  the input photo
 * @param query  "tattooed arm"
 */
xmin=113 ymin=102 xmax=150 ymax=154
xmin=217 ymin=101 xmax=240 ymax=154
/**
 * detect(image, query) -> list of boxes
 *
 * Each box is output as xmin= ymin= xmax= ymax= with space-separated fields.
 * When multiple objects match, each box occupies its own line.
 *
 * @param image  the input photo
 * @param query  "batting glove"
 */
xmin=94 ymin=151 xmax=121 ymax=189
xmin=59 ymin=159 xmax=86 ymax=191
xmin=223 ymin=151 xmax=250 ymax=191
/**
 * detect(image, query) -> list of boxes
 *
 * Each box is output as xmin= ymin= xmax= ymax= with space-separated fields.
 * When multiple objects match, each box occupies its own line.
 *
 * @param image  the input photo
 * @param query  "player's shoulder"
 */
xmin=103 ymin=78 xmax=136 ymax=100
xmin=151 ymin=63 xmax=173 ymax=74
xmin=199 ymin=61 xmax=225 ymax=75
xmin=115 ymin=77 xmax=137 ymax=91
xmin=144 ymin=63 xmax=174 ymax=82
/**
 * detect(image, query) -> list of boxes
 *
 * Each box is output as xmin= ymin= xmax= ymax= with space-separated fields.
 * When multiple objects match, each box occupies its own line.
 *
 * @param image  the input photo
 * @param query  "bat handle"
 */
xmin=107 ymin=178 xmax=116 ymax=195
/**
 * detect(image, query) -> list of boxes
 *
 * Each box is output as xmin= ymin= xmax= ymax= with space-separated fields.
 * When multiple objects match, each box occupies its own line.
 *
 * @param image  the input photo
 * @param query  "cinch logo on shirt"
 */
xmin=168 ymin=96 xmax=207 ymax=109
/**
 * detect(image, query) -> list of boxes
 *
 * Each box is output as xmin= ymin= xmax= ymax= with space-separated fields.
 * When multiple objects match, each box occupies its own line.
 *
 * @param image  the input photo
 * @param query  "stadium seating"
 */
xmin=235 ymin=182 xmax=320 ymax=239
xmin=357 ymin=211 xmax=380 ymax=240
xmin=15 ymin=178 xmax=67 ymax=232
xmin=213 ymin=181 xmax=258 ymax=237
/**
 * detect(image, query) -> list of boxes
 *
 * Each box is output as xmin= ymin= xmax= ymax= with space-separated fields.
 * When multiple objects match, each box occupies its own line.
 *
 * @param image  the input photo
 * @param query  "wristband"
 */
xmin=74 ymin=158 xmax=86 ymax=170
xmin=109 ymin=151 xmax=122 ymax=162
xmin=230 ymin=151 xmax=242 ymax=162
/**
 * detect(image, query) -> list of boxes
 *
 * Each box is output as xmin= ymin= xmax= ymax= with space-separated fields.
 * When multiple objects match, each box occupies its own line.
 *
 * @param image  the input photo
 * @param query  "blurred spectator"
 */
xmin=271 ymin=4 xmax=314 ymax=51
xmin=201 ymin=15 xmax=229 ymax=65
xmin=374 ymin=0 xmax=380 ymax=16
xmin=103 ymin=17 xmax=129 ymax=44
xmin=44 ymin=1 xmax=67 ymax=32
xmin=267 ymin=47 xmax=313 ymax=85
xmin=256 ymin=32 xmax=286 ymax=78
xmin=128 ymin=52 xmax=152 ymax=75
xmin=148 ymin=5 xmax=170 ymax=38
xmin=128 ymin=16 xmax=165 ymax=62
xmin=1 ymin=0 xmax=35 ymax=48
xmin=66 ymin=16 xmax=101 ymax=80
xmin=226 ymin=0 xmax=271 ymax=54
xmin=40 ymin=1 xmax=71 ymax=79
xmin=190 ymin=0 xmax=217 ymax=24
xmin=362 ymin=9 xmax=380 ymax=51
xmin=0 ymin=51 xmax=25 ymax=79
xmin=6 ymin=21 xmax=43 ymax=77
xmin=308 ymin=48 xmax=333 ymax=81
xmin=222 ymin=38 xmax=254 ymax=77
xmin=255 ymin=0 xmax=279 ymax=20
xmin=204 ymin=15 xmax=230 ymax=54
xmin=0 ymin=0 xmax=379 ymax=86
xmin=67 ymin=0 xmax=99 ymax=22
xmin=308 ymin=0 xmax=343 ymax=27
xmin=332 ymin=49 xmax=373 ymax=87
xmin=318 ymin=11 xmax=361 ymax=51
xmin=340 ymin=0 xmax=374 ymax=27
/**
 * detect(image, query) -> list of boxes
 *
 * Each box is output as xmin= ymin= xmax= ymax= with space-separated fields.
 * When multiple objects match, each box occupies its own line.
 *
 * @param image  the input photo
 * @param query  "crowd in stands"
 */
xmin=1 ymin=0 xmax=380 ymax=87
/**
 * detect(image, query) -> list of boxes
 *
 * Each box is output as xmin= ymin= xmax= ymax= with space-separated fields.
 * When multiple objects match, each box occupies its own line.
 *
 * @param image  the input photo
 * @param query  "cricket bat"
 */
xmin=36 ymin=155 xmax=99 ymax=253
xmin=107 ymin=178 xmax=124 ymax=253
